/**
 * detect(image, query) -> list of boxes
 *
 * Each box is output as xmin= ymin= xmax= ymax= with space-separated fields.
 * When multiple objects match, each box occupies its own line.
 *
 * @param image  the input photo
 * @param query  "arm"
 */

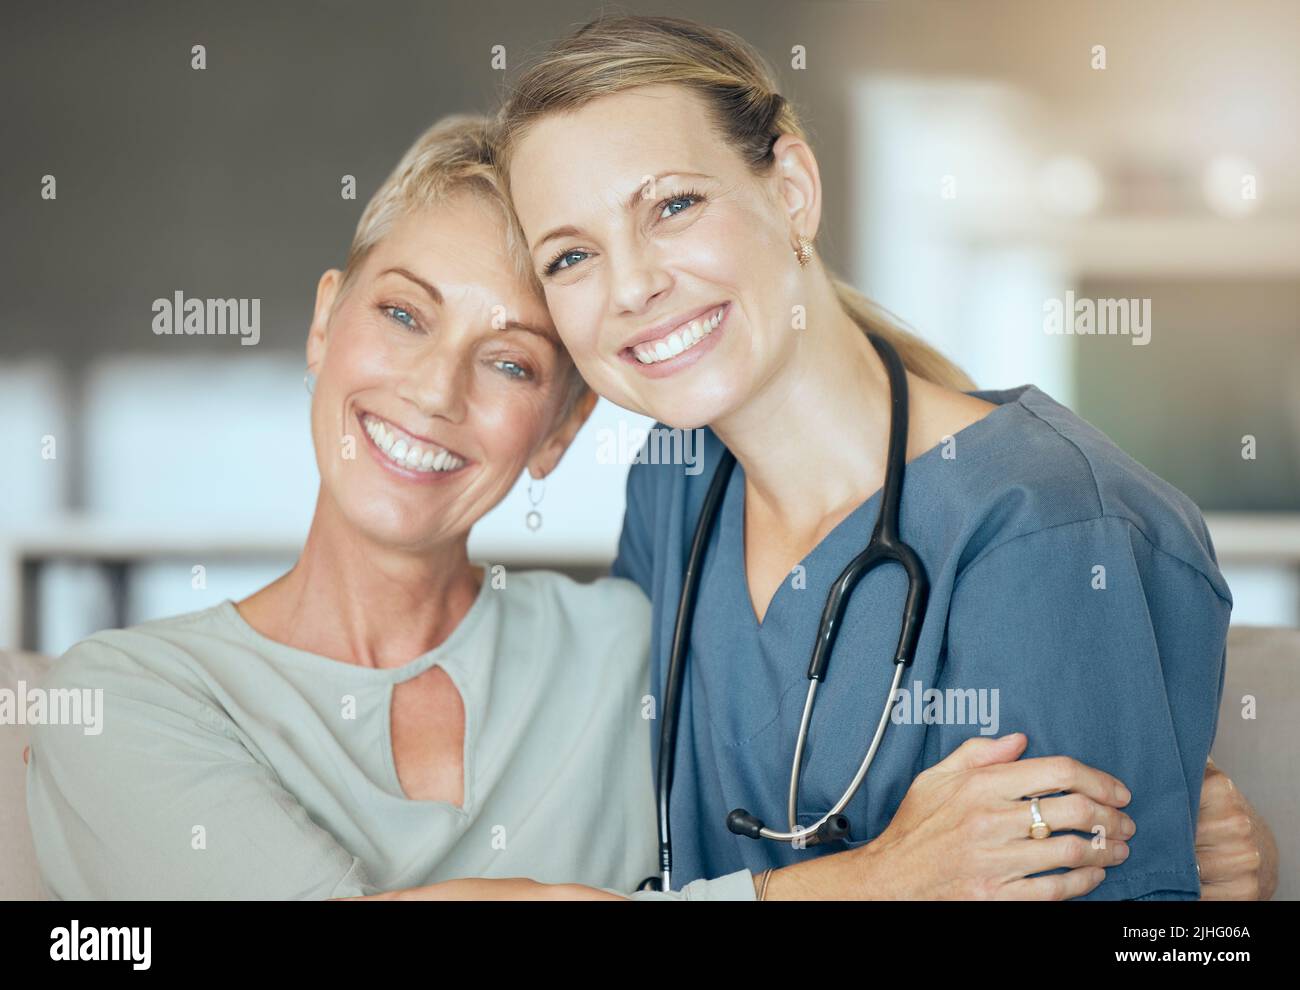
xmin=1196 ymin=757 xmax=1278 ymax=900
xmin=341 ymin=874 xmax=756 ymax=901
xmin=944 ymin=516 xmax=1231 ymax=899
xmin=26 ymin=638 xmax=378 ymax=899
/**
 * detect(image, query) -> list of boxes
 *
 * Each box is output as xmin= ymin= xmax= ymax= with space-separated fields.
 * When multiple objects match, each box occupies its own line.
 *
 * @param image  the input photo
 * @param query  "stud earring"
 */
xmin=795 ymin=236 xmax=814 ymax=268
xmin=304 ymin=369 xmax=317 ymax=395
xmin=525 ymin=474 xmax=546 ymax=531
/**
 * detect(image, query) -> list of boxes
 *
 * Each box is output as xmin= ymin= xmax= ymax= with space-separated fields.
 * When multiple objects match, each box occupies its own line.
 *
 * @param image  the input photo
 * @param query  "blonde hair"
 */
xmin=495 ymin=14 xmax=975 ymax=391
xmin=340 ymin=114 xmax=589 ymax=413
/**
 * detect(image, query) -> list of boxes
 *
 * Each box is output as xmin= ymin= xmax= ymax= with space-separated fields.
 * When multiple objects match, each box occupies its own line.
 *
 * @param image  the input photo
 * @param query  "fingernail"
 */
xmin=1113 ymin=841 xmax=1130 ymax=862
xmin=1117 ymin=784 xmax=1132 ymax=804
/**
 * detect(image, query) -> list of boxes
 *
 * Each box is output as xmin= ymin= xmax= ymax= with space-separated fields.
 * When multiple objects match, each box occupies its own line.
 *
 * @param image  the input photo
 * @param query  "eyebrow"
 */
xmin=378 ymin=267 xmax=557 ymax=348
xmin=529 ymin=170 xmax=713 ymax=253
xmin=379 ymin=267 xmax=442 ymax=305
xmin=500 ymin=320 xmax=560 ymax=349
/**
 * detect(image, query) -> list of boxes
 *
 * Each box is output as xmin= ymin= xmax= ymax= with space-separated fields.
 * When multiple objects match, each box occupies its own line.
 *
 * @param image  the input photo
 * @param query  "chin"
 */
xmin=631 ymin=378 xmax=747 ymax=433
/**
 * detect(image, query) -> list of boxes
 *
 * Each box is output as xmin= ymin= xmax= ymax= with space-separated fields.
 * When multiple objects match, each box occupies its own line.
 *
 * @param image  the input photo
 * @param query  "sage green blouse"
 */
xmin=25 ymin=571 xmax=756 ymax=901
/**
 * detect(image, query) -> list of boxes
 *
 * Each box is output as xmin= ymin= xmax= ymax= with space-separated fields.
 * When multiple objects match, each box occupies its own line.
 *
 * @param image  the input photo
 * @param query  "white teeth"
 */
xmin=359 ymin=413 xmax=465 ymax=474
xmin=631 ymin=307 xmax=724 ymax=366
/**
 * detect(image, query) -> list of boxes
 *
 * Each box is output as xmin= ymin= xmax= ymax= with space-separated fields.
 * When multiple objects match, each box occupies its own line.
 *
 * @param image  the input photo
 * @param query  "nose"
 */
xmin=395 ymin=334 xmax=470 ymax=425
xmin=609 ymin=237 xmax=673 ymax=317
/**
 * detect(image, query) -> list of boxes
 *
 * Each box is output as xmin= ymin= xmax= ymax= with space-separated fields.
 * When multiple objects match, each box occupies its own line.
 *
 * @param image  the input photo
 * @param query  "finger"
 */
xmin=22 ymin=745 xmax=29 ymax=765
xmin=1195 ymin=810 xmax=1253 ymax=847
xmin=1003 ymin=793 xmax=1135 ymax=843
xmin=987 ymin=755 xmax=1131 ymax=808
xmin=934 ymin=733 xmax=1028 ymax=774
xmin=1196 ymin=846 xmax=1258 ymax=885
xmin=1200 ymin=876 xmax=1260 ymax=901
xmin=1000 ymin=867 xmax=1107 ymax=901
xmin=1198 ymin=771 xmax=1234 ymax=811
xmin=1014 ymin=834 xmax=1130 ymax=876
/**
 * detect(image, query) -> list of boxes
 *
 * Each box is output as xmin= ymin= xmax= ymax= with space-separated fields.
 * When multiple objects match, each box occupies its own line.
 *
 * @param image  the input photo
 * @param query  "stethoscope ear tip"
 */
xmin=726 ymin=808 xmax=766 ymax=839
xmin=818 ymin=814 xmax=852 ymax=843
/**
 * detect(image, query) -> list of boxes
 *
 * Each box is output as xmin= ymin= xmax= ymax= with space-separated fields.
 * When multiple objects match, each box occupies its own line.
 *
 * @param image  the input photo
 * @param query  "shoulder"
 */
xmin=41 ymin=604 xmax=240 ymax=727
xmin=492 ymin=569 xmax=651 ymax=658
xmin=28 ymin=608 xmax=246 ymax=765
xmin=952 ymin=385 xmax=1229 ymax=601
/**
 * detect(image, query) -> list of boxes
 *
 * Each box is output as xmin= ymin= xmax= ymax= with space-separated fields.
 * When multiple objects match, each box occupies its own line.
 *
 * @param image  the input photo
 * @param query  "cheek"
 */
xmin=468 ymin=385 xmax=552 ymax=469
xmin=678 ymin=211 xmax=752 ymax=284
xmin=321 ymin=318 xmax=394 ymax=400
xmin=542 ymin=290 xmax=612 ymax=395
xmin=713 ymin=204 xmax=789 ymax=284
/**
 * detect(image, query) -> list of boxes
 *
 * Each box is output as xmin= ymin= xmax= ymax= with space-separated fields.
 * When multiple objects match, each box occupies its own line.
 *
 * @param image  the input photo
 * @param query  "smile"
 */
xmin=630 ymin=305 xmax=725 ymax=365
xmin=358 ymin=411 xmax=467 ymax=474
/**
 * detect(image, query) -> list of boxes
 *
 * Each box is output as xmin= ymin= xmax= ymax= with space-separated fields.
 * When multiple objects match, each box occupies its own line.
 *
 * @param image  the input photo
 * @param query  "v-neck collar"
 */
xmin=717 ymin=385 xmax=1029 ymax=630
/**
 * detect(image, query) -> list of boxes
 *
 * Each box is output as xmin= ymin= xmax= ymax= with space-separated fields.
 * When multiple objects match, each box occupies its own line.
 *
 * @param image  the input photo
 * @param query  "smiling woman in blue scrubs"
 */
xmin=500 ymin=15 xmax=1233 ymax=899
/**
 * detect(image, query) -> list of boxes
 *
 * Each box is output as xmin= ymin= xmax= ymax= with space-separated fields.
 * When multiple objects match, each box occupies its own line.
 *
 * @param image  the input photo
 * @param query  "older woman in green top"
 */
xmin=25 ymin=115 xmax=1274 ymax=901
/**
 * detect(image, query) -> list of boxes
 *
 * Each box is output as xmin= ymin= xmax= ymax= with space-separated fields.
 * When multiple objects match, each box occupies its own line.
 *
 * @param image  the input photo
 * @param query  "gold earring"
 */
xmin=795 ymin=236 xmax=813 ymax=268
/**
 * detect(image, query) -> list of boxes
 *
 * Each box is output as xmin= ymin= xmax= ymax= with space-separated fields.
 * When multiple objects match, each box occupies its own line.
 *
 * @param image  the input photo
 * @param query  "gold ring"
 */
xmin=1028 ymin=797 xmax=1051 ymax=839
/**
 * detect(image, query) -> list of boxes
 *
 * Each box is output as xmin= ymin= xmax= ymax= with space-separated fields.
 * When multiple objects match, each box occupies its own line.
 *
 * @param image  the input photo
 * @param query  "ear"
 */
xmin=306 ymin=269 xmax=343 ymax=373
xmin=771 ymin=133 xmax=823 ymax=247
xmin=527 ymin=386 xmax=598 ymax=480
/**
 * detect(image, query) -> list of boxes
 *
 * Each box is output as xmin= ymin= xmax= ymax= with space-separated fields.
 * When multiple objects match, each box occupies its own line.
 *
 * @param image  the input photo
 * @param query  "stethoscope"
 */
xmin=645 ymin=332 xmax=931 ymax=892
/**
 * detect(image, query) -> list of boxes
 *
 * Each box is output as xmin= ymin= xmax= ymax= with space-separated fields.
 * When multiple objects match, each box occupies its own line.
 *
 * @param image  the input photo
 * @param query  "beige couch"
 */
xmin=3 ymin=627 xmax=1296 ymax=900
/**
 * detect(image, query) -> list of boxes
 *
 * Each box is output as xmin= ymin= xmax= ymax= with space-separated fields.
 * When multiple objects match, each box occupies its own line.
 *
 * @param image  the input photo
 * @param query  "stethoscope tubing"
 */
xmin=655 ymin=448 xmax=737 ymax=890
xmin=654 ymin=332 xmax=929 ymax=890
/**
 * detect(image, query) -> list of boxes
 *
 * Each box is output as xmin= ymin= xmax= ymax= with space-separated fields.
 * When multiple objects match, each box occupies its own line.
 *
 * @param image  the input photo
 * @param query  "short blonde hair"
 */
xmin=340 ymin=114 xmax=535 ymax=294
xmin=339 ymin=114 xmax=588 ymax=414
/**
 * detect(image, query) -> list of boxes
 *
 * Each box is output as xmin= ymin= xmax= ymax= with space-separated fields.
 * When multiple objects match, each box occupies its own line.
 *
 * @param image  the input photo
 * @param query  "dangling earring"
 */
xmin=304 ymin=369 xmax=317 ymax=395
xmin=525 ymin=474 xmax=546 ymax=531
xmin=795 ymin=235 xmax=814 ymax=268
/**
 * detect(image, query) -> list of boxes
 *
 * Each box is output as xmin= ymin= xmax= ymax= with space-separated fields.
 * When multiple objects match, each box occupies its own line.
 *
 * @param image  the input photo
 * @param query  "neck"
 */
xmin=248 ymin=492 xmax=481 ymax=668
xmin=711 ymin=272 xmax=896 ymax=535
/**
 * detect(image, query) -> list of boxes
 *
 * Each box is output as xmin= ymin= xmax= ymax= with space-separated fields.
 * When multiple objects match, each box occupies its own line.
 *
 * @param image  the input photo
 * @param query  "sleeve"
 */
xmin=604 ymin=869 xmax=757 ymax=901
xmin=609 ymin=458 xmax=656 ymax=596
xmin=24 ymin=637 xmax=380 ymax=900
xmin=943 ymin=515 xmax=1230 ymax=900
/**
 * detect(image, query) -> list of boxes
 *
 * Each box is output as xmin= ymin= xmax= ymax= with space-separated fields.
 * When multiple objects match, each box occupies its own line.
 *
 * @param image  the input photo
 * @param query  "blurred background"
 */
xmin=1 ymin=0 xmax=1297 ymax=654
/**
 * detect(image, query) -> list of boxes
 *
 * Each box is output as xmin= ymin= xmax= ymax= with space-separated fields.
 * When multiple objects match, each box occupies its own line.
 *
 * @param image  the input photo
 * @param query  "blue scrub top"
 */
xmin=612 ymin=384 xmax=1232 ymax=900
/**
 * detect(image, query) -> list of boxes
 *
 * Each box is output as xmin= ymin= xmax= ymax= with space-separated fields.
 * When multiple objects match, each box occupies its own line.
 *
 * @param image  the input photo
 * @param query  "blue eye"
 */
xmin=494 ymin=359 xmax=532 ymax=381
xmin=544 ymin=249 xmax=589 ymax=276
xmin=659 ymin=192 xmax=703 ymax=220
xmin=384 ymin=305 xmax=418 ymax=330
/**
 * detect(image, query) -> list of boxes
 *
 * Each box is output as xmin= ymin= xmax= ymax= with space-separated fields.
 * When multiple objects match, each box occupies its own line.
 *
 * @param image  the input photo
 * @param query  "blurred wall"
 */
xmin=3 ymin=0 xmax=1298 ymax=644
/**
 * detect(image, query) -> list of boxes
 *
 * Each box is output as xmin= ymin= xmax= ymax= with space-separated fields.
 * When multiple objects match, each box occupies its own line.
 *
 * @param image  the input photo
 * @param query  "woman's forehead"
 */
xmin=369 ymin=201 xmax=553 ymax=325
xmin=509 ymin=90 xmax=724 ymax=224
